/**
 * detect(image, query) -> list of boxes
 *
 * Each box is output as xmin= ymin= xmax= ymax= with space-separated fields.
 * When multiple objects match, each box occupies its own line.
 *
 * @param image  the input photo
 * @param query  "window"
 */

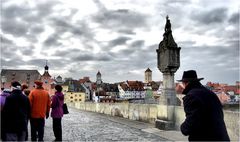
xmin=70 ymin=97 xmax=73 ymax=99
xmin=79 ymin=99 xmax=81 ymax=101
xmin=75 ymin=99 xmax=77 ymax=101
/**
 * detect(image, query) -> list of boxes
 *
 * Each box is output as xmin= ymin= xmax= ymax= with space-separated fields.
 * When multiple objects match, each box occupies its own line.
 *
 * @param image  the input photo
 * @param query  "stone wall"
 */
xmin=69 ymin=102 xmax=239 ymax=141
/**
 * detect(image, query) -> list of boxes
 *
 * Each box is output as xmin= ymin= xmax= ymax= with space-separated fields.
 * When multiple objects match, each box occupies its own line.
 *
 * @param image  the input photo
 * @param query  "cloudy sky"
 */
xmin=0 ymin=0 xmax=239 ymax=85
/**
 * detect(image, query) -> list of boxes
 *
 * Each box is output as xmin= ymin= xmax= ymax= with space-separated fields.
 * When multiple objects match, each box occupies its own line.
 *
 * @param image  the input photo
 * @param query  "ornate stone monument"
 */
xmin=156 ymin=15 xmax=181 ymax=105
xmin=155 ymin=16 xmax=181 ymax=129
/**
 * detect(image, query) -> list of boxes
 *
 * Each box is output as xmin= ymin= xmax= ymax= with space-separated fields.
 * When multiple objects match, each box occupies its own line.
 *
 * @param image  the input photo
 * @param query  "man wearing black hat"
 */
xmin=1 ymin=81 xmax=30 ymax=141
xmin=178 ymin=70 xmax=230 ymax=141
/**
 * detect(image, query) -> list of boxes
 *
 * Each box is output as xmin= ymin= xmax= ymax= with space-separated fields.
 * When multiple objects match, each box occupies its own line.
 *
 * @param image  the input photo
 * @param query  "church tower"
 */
xmin=41 ymin=60 xmax=53 ymax=94
xmin=96 ymin=71 xmax=102 ymax=85
xmin=145 ymin=68 xmax=152 ymax=83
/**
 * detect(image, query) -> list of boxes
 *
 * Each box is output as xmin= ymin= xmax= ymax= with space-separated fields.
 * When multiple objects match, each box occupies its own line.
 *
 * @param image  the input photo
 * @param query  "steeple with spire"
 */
xmin=40 ymin=60 xmax=54 ymax=94
xmin=42 ymin=60 xmax=51 ymax=77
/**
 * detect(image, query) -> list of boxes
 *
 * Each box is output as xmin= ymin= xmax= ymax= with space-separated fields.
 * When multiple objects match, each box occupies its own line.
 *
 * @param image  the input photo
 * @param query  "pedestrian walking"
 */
xmin=1 ymin=81 xmax=30 ymax=141
xmin=51 ymin=85 xmax=64 ymax=141
xmin=21 ymin=83 xmax=30 ymax=140
xmin=0 ymin=89 xmax=11 ymax=111
xmin=21 ymin=84 xmax=28 ymax=95
xmin=178 ymin=70 xmax=230 ymax=141
xmin=0 ymin=88 xmax=11 ymax=140
xmin=29 ymin=80 xmax=51 ymax=141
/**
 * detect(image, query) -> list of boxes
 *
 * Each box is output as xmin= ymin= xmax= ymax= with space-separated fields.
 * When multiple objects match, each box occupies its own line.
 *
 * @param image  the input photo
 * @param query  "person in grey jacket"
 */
xmin=178 ymin=70 xmax=230 ymax=141
xmin=51 ymin=85 xmax=64 ymax=141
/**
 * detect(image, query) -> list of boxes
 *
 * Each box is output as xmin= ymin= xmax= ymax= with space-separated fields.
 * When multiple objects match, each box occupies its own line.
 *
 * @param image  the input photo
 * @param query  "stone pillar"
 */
xmin=160 ymin=73 xmax=176 ymax=105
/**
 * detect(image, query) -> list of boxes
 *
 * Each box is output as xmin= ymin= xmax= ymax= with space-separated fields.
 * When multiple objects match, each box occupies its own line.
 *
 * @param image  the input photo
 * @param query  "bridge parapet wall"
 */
xmin=68 ymin=102 xmax=239 ymax=141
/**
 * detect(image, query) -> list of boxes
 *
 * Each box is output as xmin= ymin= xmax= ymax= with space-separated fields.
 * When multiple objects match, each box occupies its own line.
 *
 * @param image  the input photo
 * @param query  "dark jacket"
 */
xmin=180 ymin=81 xmax=230 ymax=141
xmin=2 ymin=89 xmax=30 ymax=133
xmin=51 ymin=92 xmax=64 ymax=118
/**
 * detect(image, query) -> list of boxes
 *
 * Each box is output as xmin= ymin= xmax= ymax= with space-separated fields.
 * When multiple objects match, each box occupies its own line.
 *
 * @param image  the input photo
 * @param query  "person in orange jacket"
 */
xmin=28 ymin=80 xmax=51 ymax=141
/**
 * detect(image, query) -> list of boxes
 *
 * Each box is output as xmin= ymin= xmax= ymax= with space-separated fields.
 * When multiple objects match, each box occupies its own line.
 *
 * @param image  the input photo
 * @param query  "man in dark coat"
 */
xmin=178 ymin=70 xmax=230 ymax=141
xmin=2 ymin=81 xmax=30 ymax=141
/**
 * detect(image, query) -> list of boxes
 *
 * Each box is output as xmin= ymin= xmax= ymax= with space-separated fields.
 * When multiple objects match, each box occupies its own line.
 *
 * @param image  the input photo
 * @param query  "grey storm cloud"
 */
xmin=1 ymin=36 xmax=13 ymax=45
xmin=108 ymin=39 xmax=145 ymax=57
xmin=73 ymin=53 xmax=112 ymax=62
xmin=30 ymin=25 xmax=44 ymax=35
xmin=92 ymin=8 xmax=148 ymax=30
xmin=1 ymin=19 xmax=29 ymax=37
xmin=35 ymin=1 xmax=61 ymax=18
xmin=191 ymin=8 xmax=228 ymax=25
xmin=117 ymin=29 xmax=136 ymax=35
xmin=130 ymin=40 xmax=145 ymax=48
xmin=20 ymin=46 xmax=35 ymax=55
xmin=180 ymin=45 xmax=239 ymax=69
xmin=1 ymin=36 xmax=17 ymax=58
xmin=1 ymin=55 xmax=25 ymax=68
xmin=229 ymin=13 xmax=239 ymax=24
xmin=47 ymin=17 xmax=95 ymax=44
xmin=52 ymin=49 xmax=80 ymax=57
xmin=2 ymin=4 xmax=30 ymax=19
xmin=108 ymin=36 xmax=131 ymax=47
xmin=43 ymin=33 xmax=62 ymax=47
xmin=1 ymin=1 xmax=57 ymax=41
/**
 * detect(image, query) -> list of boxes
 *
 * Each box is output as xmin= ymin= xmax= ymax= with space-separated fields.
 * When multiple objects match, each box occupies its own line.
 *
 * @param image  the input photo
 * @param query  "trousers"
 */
xmin=30 ymin=118 xmax=45 ymax=141
xmin=53 ymin=118 xmax=62 ymax=141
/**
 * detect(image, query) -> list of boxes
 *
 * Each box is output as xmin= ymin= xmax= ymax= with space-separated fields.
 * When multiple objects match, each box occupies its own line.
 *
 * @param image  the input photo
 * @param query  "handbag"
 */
xmin=62 ymin=103 xmax=69 ymax=114
xmin=56 ymin=94 xmax=69 ymax=114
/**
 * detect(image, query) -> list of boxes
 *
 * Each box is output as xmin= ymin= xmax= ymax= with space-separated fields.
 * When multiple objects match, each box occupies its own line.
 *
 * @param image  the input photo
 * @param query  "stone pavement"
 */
xmin=32 ymin=107 xmax=188 ymax=141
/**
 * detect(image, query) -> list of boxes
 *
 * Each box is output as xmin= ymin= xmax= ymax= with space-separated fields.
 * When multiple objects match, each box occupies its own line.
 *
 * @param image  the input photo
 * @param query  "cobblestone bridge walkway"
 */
xmin=42 ymin=107 xmax=169 ymax=141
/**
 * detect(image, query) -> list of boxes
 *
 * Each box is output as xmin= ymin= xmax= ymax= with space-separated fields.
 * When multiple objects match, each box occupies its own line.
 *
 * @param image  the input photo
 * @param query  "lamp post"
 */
xmin=1 ymin=76 xmax=7 ymax=89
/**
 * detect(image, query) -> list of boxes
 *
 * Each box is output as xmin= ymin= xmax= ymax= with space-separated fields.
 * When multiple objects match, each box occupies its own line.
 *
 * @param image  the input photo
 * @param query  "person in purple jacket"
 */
xmin=51 ymin=85 xmax=64 ymax=141
xmin=0 ymin=88 xmax=11 ymax=140
xmin=0 ymin=89 xmax=11 ymax=111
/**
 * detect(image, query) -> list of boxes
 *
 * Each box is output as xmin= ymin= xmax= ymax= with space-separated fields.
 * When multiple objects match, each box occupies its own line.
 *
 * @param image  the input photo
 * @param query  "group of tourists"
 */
xmin=0 ymin=80 xmax=65 ymax=141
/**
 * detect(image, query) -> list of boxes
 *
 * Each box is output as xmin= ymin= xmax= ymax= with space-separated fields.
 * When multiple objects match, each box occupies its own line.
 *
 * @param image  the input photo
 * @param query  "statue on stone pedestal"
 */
xmin=155 ymin=15 xmax=181 ymax=130
xmin=164 ymin=15 xmax=171 ymax=33
xmin=156 ymin=15 xmax=181 ymax=105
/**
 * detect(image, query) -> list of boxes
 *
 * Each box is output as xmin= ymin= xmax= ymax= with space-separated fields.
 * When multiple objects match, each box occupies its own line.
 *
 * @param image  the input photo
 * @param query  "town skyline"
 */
xmin=1 ymin=0 xmax=239 ymax=85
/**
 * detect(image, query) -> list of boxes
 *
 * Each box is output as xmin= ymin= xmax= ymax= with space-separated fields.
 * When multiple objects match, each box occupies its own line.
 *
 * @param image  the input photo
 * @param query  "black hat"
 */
xmin=177 ymin=70 xmax=204 ymax=82
xmin=11 ymin=81 xmax=22 ymax=89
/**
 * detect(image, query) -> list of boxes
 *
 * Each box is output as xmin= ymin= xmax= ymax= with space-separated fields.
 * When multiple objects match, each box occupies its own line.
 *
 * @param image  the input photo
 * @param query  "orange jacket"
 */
xmin=29 ymin=88 xmax=51 ymax=118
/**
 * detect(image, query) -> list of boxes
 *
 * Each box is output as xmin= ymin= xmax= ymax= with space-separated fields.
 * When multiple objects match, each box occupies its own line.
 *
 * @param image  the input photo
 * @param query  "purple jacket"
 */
xmin=51 ymin=92 xmax=64 ymax=118
xmin=0 ymin=91 xmax=11 ymax=111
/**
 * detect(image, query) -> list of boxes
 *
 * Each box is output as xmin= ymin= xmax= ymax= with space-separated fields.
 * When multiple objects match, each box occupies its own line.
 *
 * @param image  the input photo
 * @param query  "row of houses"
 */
xmin=0 ymin=66 xmax=163 ymax=103
xmin=1 ymin=65 xmax=239 ymax=105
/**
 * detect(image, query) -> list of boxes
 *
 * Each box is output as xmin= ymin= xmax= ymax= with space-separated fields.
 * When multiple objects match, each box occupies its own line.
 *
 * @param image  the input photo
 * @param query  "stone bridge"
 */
xmin=41 ymin=107 xmax=187 ymax=141
xmin=68 ymin=102 xmax=239 ymax=141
